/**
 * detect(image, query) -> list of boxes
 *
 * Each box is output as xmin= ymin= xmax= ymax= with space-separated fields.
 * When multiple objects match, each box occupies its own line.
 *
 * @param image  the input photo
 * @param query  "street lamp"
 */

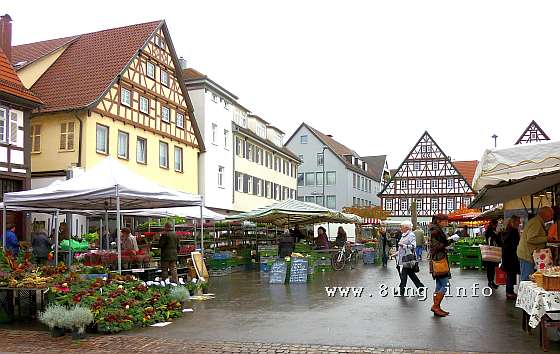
xmin=492 ymin=134 xmax=498 ymax=148
xmin=322 ymin=146 xmax=327 ymax=207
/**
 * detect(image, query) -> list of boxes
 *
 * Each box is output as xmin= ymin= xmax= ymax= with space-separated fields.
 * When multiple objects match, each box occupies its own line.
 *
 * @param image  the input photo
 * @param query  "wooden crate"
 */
xmin=543 ymin=275 xmax=560 ymax=291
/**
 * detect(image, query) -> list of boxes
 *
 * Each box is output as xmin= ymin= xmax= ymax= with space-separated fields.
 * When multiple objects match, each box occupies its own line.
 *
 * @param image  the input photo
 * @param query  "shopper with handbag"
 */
xmin=397 ymin=221 xmax=424 ymax=296
xmin=429 ymin=214 xmax=459 ymax=317
xmin=484 ymin=219 xmax=502 ymax=290
xmin=502 ymin=215 xmax=521 ymax=300
xmin=517 ymin=207 xmax=553 ymax=281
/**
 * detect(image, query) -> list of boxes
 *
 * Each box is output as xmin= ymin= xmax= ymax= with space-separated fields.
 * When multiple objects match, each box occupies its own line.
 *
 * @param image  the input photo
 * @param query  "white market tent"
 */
xmin=226 ymin=199 xmax=361 ymax=226
xmin=470 ymin=141 xmax=560 ymax=208
xmin=2 ymin=157 xmax=203 ymax=272
xmin=105 ymin=206 xmax=225 ymax=221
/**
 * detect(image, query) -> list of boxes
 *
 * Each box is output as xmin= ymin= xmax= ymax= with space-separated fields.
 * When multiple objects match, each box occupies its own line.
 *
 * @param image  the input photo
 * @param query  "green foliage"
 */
xmin=61 ymin=305 xmax=94 ymax=333
xmin=39 ymin=304 xmax=68 ymax=329
xmin=82 ymin=232 xmax=99 ymax=244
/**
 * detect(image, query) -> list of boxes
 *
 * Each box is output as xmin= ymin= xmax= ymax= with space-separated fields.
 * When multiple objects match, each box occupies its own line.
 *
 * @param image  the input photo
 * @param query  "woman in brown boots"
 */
xmin=429 ymin=214 xmax=457 ymax=317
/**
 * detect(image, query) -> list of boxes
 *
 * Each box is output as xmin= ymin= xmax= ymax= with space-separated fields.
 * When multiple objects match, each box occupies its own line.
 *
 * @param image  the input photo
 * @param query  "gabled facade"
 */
xmin=515 ymin=120 xmax=550 ymax=145
xmin=184 ymin=68 xmax=299 ymax=213
xmin=379 ymin=131 xmax=476 ymax=220
xmin=0 ymin=14 xmax=43 ymax=237
xmin=12 ymin=20 xmax=202 ymax=235
xmin=285 ymin=123 xmax=382 ymax=211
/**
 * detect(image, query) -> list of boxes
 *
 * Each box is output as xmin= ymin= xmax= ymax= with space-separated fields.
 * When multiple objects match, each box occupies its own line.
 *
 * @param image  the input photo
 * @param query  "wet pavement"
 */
xmin=130 ymin=262 xmax=557 ymax=353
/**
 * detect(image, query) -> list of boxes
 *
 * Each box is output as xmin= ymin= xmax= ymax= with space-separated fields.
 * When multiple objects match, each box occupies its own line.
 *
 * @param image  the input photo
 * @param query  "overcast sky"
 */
xmin=7 ymin=1 xmax=560 ymax=168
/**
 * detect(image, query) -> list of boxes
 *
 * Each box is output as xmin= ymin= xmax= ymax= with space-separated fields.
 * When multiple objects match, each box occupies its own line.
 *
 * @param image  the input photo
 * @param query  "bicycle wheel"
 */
xmin=350 ymin=251 xmax=359 ymax=269
xmin=331 ymin=251 xmax=345 ymax=271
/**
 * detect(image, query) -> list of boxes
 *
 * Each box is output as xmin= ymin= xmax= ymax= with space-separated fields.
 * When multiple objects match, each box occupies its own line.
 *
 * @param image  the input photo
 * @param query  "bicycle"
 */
xmin=331 ymin=242 xmax=359 ymax=271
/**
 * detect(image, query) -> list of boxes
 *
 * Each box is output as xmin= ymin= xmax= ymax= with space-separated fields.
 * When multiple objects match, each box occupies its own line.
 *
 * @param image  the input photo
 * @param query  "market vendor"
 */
xmin=4 ymin=224 xmax=19 ymax=256
xmin=278 ymin=231 xmax=295 ymax=258
xmin=31 ymin=226 xmax=52 ymax=265
xmin=314 ymin=226 xmax=329 ymax=249
xmin=121 ymin=227 xmax=138 ymax=251
xmin=290 ymin=224 xmax=306 ymax=242
xmin=517 ymin=206 xmax=553 ymax=281
xmin=159 ymin=222 xmax=179 ymax=283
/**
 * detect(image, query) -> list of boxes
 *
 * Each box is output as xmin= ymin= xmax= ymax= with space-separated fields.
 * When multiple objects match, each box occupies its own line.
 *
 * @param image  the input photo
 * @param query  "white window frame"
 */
xmin=146 ymin=61 xmax=155 ymax=79
xmin=385 ymin=199 xmax=393 ymax=210
xmin=447 ymin=198 xmax=454 ymax=210
xmin=117 ymin=130 xmax=129 ymax=159
xmin=60 ymin=121 xmax=75 ymax=151
xmin=431 ymin=198 xmax=438 ymax=211
xmin=160 ymin=70 xmax=170 ymax=87
xmin=431 ymin=179 xmax=438 ymax=189
xmin=326 ymin=171 xmax=336 ymax=185
xmin=400 ymin=180 xmax=408 ymax=189
xmin=416 ymin=198 xmax=423 ymax=211
xmin=400 ymin=198 xmax=408 ymax=211
xmin=120 ymin=87 xmax=131 ymax=107
xmin=300 ymin=135 xmax=308 ymax=144
xmin=416 ymin=179 xmax=422 ymax=189
xmin=0 ymin=108 xmax=6 ymax=143
xmin=413 ymin=162 xmax=420 ymax=171
xmin=176 ymin=112 xmax=184 ymax=129
xmin=161 ymin=106 xmax=170 ymax=123
xmin=139 ymin=96 xmax=149 ymax=114
xmin=174 ymin=146 xmax=183 ymax=172
xmin=31 ymin=124 xmax=41 ymax=153
xmin=159 ymin=141 xmax=169 ymax=168
xmin=447 ymin=178 xmax=454 ymax=189
xmin=136 ymin=137 xmax=147 ymax=164
xmin=95 ymin=124 xmax=108 ymax=154
xmin=326 ymin=195 xmax=336 ymax=209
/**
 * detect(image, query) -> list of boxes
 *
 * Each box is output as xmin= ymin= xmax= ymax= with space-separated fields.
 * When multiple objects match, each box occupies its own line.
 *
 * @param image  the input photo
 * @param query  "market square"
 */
xmin=2 ymin=2 xmax=560 ymax=353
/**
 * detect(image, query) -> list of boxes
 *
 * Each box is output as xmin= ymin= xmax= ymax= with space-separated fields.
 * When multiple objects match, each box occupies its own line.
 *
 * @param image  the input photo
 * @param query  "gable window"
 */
xmin=400 ymin=179 xmax=408 ymax=189
xmin=160 ymin=70 xmax=170 ymax=87
xmin=155 ymin=36 xmax=166 ymax=49
xmin=413 ymin=162 xmax=420 ymax=171
xmin=31 ymin=124 xmax=41 ymax=153
xmin=176 ymin=112 xmax=184 ymax=129
xmin=120 ymin=87 xmax=131 ymax=107
xmin=95 ymin=124 xmax=108 ymax=154
xmin=300 ymin=135 xmax=308 ymax=144
xmin=161 ymin=106 xmax=170 ymax=123
xmin=146 ymin=62 xmax=155 ymax=79
xmin=139 ymin=96 xmax=149 ymax=114
xmin=60 ymin=121 xmax=75 ymax=151
xmin=174 ymin=146 xmax=183 ymax=172
xmin=256 ymin=123 xmax=266 ymax=138
xmin=530 ymin=131 xmax=537 ymax=140
xmin=117 ymin=131 xmax=129 ymax=159
xmin=136 ymin=137 xmax=147 ymax=164
xmin=447 ymin=178 xmax=454 ymax=189
xmin=9 ymin=112 xmax=17 ymax=144
xmin=317 ymin=153 xmax=324 ymax=166
xmin=416 ymin=179 xmax=422 ymax=189
xmin=385 ymin=199 xmax=393 ymax=210
xmin=159 ymin=141 xmax=169 ymax=168
xmin=431 ymin=179 xmax=438 ymax=189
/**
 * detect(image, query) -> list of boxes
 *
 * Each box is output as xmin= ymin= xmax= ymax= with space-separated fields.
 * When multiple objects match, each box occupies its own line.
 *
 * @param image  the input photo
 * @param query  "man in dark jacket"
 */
xmin=502 ymin=215 xmax=521 ymax=300
xmin=159 ymin=222 xmax=179 ymax=283
xmin=32 ymin=228 xmax=52 ymax=265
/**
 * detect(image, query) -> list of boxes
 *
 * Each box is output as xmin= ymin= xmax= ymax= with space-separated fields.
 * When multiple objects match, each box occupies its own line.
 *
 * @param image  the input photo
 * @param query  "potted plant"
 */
xmin=169 ymin=286 xmax=190 ymax=308
xmin=39 ymin=304 xmax=67 ymax=337
xmin=62 ymin=305 xmax=94 ymax=340
xmin=186 ymin=281 xmax=197 ymax=296
xmin=200 ymin=281 xmax=209 ymax=294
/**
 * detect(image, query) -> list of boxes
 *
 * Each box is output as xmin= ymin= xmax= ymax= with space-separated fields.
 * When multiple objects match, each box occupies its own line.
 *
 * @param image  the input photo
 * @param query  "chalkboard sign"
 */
xmin=289 ymin=258 xmax=308 ymax=283
xmin=269 ymin=261 xmax=288 ymax=284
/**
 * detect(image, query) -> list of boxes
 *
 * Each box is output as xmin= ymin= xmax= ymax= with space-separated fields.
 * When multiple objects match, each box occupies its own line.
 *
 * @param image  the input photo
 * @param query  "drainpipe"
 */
xmin=73 ymin=112 xmax=83 ymax=168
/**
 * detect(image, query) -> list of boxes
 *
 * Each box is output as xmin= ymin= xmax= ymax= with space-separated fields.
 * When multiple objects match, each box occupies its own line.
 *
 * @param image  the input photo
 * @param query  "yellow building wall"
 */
xmin=18 ymin=45 xmax=69 ymax=89
xmin=504 ymin=195 xmax=552 ymax=211
xmin=82 ymin=112 xmax=198 ymax=194
xmin=30 ymin=112 xmax=80 ymax=172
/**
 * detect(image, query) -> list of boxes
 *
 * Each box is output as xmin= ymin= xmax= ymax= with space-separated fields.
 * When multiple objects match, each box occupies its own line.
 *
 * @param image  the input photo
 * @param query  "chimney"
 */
xmin=0 ymin=14 xmax=12 ymax=62
xmin=179 ymin=56 xmax=187 ymax=70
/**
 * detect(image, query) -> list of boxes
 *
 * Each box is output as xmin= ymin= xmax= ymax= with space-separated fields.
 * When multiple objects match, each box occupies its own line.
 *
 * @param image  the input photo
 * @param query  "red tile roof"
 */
xmin=453 ymin=160 xmax=478 ymax=186
xmin=0 ymin=48 xmax=42 ymax=105
xmin=12 ymin=35 xmax=78 ymax=69
xmin=12 ymin=21 xmax=162 ymax=112
xmin=182 ymin=68 xmax=207 ymax=81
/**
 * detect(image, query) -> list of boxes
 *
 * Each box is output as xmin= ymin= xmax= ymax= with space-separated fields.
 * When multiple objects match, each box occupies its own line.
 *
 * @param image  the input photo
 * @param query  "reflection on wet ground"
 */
xmin=131 ymin=263 xmax=556 ymax=353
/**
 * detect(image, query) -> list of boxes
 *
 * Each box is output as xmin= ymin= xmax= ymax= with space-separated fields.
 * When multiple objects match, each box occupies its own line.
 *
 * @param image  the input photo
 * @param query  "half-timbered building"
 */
xmin=379 ymin=131 xmax=477 ymax=221
xmin=0 ymin=14 xmax=42 ymax=235
xmin=515 ymin=120 xmax=550 ymax=145
xmin=11 ymin=20 xmax=203 ymax=235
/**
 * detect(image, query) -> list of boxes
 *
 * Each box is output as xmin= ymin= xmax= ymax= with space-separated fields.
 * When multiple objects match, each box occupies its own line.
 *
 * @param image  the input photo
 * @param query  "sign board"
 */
xmin=269 ymin=261 xmax=288 ymax=284
xmin=289 ymin=258 xmax=308 ymax=283
xmin=191 ymin=251 xmax=209 ymax=279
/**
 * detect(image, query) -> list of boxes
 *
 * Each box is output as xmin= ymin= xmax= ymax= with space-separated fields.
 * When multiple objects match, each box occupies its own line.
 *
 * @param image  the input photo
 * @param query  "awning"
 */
xmin=226 ymin=199 xmax=359 ymax=226
xmin=103 ymin=206 xmax=225 ymax=221
xmin=472 ymin=140 xmax=560 ymax=191
xmin=470 ymin=169 xmax=560 ymax=208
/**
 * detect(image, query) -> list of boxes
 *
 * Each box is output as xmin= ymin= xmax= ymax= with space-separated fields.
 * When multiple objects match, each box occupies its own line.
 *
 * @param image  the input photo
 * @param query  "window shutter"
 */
xmin=253 ymin=178 xmax=258 ymax=195
xmin=243 ymin=174 xmax=248 ymax=193
xmin=9 ymin=112 xmax=17 ymax=144
xmin=60 ymin=123 xmax=67 ymax=150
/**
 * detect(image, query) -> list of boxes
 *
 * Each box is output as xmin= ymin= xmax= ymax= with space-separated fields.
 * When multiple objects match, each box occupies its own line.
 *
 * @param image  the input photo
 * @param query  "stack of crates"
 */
xmin=316 ymin=255 xmax=332 ymax=272
xmin=459 ymin=246 xmax=483 ymax=270
xmin=448 ymin=246 xmax=461 ymax=266
xmin=258 ymin=245 xmax=278 ymax=272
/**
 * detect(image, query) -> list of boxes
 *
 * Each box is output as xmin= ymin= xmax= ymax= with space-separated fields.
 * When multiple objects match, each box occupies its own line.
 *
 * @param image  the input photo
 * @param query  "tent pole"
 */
xmin=105 ymin=210 xmax=109 ymax=251
xmin=116 ymin=186 xmax=122 ymax=274
xmin=99 ymin=218 xmax=103 ymax=251
xmin=200 ymin=198 xmax=204 ymax=254
xmin=54 ymin=210 xmax=59 ymax=265
xmin=2 ymin=203 xmax=5 ymax=249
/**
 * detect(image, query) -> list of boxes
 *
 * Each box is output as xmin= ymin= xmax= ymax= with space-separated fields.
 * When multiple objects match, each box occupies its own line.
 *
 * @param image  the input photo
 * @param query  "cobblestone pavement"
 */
xmin=0 ymin=329 xmax=515 ymax=354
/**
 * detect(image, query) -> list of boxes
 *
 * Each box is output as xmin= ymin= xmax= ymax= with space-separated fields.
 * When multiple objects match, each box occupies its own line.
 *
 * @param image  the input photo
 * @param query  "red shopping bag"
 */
xmin=495 ymin=266 xmax=506 ymax=285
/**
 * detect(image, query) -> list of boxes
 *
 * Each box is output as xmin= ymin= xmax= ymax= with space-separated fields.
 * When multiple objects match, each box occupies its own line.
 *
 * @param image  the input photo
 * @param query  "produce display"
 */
xmin=0 ymin=251 xmax=68 ymax=289
xmin=454 ymin=237 xmax=486 ymax=246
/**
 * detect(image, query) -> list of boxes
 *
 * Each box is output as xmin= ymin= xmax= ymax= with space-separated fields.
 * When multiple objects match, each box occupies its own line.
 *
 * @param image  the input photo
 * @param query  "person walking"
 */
xmin=158 ymin=222 xmax=179 ymax=283
xmin=502 ymin=215 xmax=521 ymax=300
xmin=31 ymin=227 xmax=51 ymax=265
xmin=484 ymin=219 xmax=502 ymax=289
xmin=380 ymin=227 xmax=390 ymax=267
xmin=414 ymin=226 xmax=425 ymax=261
xmin=430 ymin=214 xmax=459 ymax=317
xmin=4 ymin=224 xmax=19 ymax=256
xmin=517 ymin=207 xmax=553 ymax=281
xmin=397 ymin=221 xmax=425 ymax=296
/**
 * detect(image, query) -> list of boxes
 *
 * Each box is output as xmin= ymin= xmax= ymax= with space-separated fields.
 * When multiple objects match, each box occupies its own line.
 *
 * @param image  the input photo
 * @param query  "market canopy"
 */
xmin=3 ymin=157 xmax=202 ymax=210
xmin=226 ymin=199 xmax=360 ymax=226
xmin=470 ymin=169 xmax=560 ymax=208
xmin=472 ymin=140 xmax=560 ymax=191
xmin=107 ymin=206 xmax=225 ymax=221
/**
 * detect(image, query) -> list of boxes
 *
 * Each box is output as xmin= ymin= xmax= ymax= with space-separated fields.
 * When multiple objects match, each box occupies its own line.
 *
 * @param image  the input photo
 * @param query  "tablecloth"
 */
xmin=516 ymin=281 xmax=560 ymax=328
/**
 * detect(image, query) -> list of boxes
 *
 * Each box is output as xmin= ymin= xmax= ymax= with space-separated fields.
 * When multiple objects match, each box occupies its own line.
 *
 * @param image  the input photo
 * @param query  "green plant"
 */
xmin=186 ymin=282 xmax=197 ymax=292
xmin=169 ymin=286 xmax=190 ymax=302
xmin=39 ymin=304 xmax=68 ymax=329
xmin=200 ymin=282 xmax=209 ymax=290
xmin=83 ymin=232 xmax=99 ymax=244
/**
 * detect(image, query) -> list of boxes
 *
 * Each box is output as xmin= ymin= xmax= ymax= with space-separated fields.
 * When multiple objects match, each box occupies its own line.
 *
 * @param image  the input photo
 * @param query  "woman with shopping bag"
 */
xmin=397 ymin=221 xmax=424 ymax=296
xmin=483 ymin=219 xmax=502 ymax=290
